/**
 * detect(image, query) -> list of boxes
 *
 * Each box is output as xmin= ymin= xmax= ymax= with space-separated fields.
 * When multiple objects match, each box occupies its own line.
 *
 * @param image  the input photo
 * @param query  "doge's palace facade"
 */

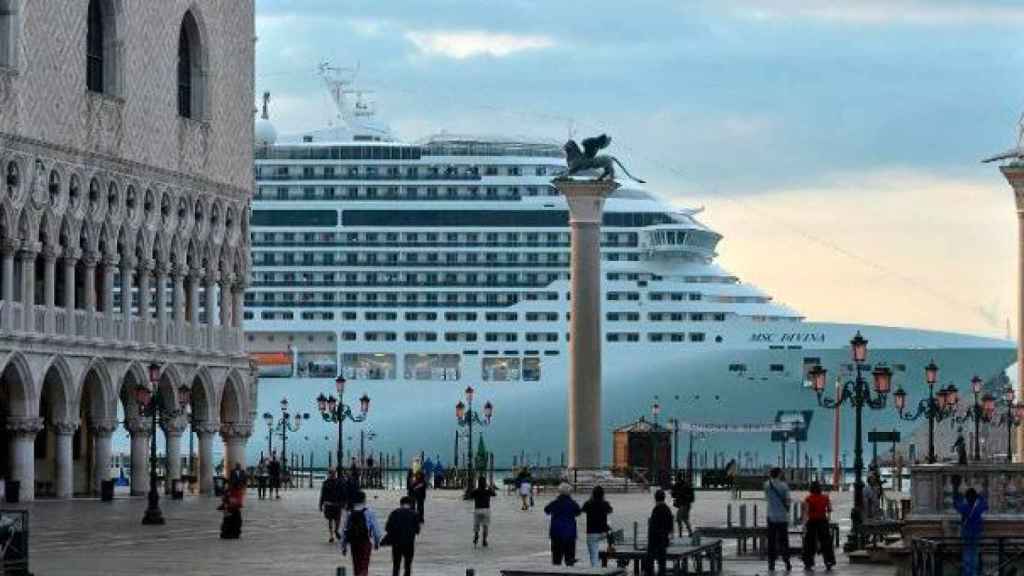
xmin=0 ymin=0 xmax=255 ymax=500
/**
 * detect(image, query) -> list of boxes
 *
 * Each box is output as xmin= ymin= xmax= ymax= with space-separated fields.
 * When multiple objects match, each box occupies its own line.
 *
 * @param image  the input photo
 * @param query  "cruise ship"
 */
xmin=245 ymin=77 xmax=1017 ymax=469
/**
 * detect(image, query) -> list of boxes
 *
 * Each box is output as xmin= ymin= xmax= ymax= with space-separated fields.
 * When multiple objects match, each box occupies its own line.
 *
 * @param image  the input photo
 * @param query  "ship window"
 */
xmin=483 ymin=357 xmax=521 ymax=381
xmin=689 ymin=332 xmax=705 ymax=342
xmin=340 ymin=353 xmax=395 ymax=380
xmin=770 ymin=364 xmax=785 ymax=372
xmin=404 ymin=353 xmax=460 ymax=380
xmin=729 ymin=363 xmax=747 ymax=372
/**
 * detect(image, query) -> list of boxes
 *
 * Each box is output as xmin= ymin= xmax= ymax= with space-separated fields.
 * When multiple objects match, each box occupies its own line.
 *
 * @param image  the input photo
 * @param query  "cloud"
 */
xmin=404 ymin=30 xmax=556 ymax=59
xmin=721 ymin=0 xmax=1024 ymax=26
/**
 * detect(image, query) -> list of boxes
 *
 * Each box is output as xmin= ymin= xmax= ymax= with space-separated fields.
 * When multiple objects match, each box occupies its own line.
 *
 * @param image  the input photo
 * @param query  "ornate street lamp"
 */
xmin=455 ymin=385 xmax=493 ymax=491
xmin=137 ymin=362 xmax=190 ymax=526
xmin=651 ymin=399 xmax=663 ymax=486
xmin=316 ymin=375 xmax=370 ymax=469
xmin=267 ymin=397 xmax=308 ymax=481
xmin=805 ymin=332 xmax=894 ymax=552
xmin=952 ymin=376 xmax=994 ymax=461
xmin=892 ymin=361 xmax=957 ymax=464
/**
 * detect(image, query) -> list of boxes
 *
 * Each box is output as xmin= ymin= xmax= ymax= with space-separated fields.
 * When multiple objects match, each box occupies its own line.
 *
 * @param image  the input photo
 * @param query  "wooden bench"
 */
xmin=600 ymin=538 xmax=723 ymax=575
xmin=695 ymin=524 xmax=840 ymax=557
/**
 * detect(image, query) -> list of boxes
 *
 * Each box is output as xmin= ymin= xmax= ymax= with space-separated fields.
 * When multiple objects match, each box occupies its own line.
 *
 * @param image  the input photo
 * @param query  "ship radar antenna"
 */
xmin=317 ymin=60 xmax=359 ymax=126
xmin=261 ymin=91 xmax=271 ymax=121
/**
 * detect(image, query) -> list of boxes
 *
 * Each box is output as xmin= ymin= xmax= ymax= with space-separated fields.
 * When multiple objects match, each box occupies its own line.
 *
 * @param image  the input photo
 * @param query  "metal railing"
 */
xmin=912 ymin=537 xmax=1024 ymax=576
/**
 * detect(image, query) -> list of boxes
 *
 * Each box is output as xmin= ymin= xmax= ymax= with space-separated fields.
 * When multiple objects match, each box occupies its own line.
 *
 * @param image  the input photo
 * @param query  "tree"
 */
xmin=475 ymin=435 xmax=489 ymax=472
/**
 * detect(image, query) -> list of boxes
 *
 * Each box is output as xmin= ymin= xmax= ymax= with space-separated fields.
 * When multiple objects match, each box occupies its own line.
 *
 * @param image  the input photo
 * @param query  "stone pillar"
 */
xmin=162 ymin=418 xmax=186 ymax=494
xmin=219 ymin=274 xmax=232 ymax=328
xmin=220 ymin=422 xmax=251 ymax=479
xmin=89 ymin=420 xmax=117 ymax=496
xmin=555 ymin=178 xmax=619 ymax=469
xmin=43 ymin=247 xmax=57 ymax=332
xmin=126 ymin=418 xmax=152 ymax=496
xmin=204 ymin=273 xmax=216 ymax=345
xmin=19 ymin=244 xmax=37 ymax=331
xmin=999 ymin=163 xmax=1024 ymax=463
xmin=187 ymin=272 xmax=201 ymax=325
xmin=154 ymin=265 xmax=168 ymax=345
xmin=195 ymin=421 xmax=219 ymax=495
xmin=231 ymin=284 xmax=244 ymax=329
xmin=120 ymin=256 xmax=134 ymax=341
xmin=82 ymin=253 xmax=97 ymax=313
xmin=63 ymin=249 xmax=78 ymax=318
xmin=101 ymin=257 xmax=116 ymax=315
xmin=0 ymin=241 xmax=14 ymax=331
xmin=173 ymin=267 xmax=185 ymax=341
xmin=6 ymin=417 xmax=44 ymax=501
xmin=52 ymin=420 xmax=78 ymax=499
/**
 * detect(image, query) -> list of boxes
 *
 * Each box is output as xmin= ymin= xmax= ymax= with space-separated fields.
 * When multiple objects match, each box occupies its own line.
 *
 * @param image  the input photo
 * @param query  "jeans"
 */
xmin=766 ymin=521 xmax=791 ymax=569
xmin=586 ymin=533 xmax=604 ymax=566
xmin=962 ymin=537 xmax=979 ymax=576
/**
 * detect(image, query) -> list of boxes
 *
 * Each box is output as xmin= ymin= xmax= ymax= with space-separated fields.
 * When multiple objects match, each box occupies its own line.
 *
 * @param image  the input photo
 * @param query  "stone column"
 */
xmin=120 ymin=256 xmax=134 ymax=340
xmin=555 ymin=178 xmax=619 ymax=469
xmin=126 ymin=418 xmax=152 ymax=496
xmin=231 ymin=283 xmax=244 ymax=328
xmin=101 ymin=256 xmax=116 ymax=315
xmin=43 ymin=247 xmax=57 ymax=333
xmin=204 ymin=272 xmax=216 ymax=346
xmin=19 ymin=243 xmax=37 ymax=332
xmin=6 ymin=417 xmax=44 ymax=501
xmin=89 ymin=420 xmax=117 ymax=496
xmin=154 ymin=265 xmax=168 ymax=345
xmin=187 ymin=271 xmax=201 ymax=325
xmin=220 ymin=422 xmax=251 ymax=478
xmin=137 ymin=260 xmax=152 ymax=343
xmin=82 ymin=253 xmax=97 ymax=313
xmin=219 ymin=273 xmax=233 ymax=328
xmin=161 ymin=418 xmax=186 ymax=494
xmin=52 ymin=420 xmax=79 ymax=499
xmin=195 ymin=421 xmax=219 ymax=495
xmin=173 ymin=266 xmax=185 ymax=344
xmin=63 ymin=249 xmax=78 ymax=318
xmin=998 ymin=163 xmax=1024 ymax=463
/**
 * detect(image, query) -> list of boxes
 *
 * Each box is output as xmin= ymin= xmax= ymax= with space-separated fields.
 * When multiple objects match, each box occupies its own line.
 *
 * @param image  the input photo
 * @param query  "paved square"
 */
xmin=8 ymin=485 xmax=897 ymax=575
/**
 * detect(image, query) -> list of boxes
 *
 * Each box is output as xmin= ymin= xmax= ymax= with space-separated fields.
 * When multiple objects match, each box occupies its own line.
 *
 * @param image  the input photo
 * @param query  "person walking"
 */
xmin=341 ymin=490 xmax=382 ymax=576
xmin=220 ymin=463 xmax=247 ymax=539
xmin=581 ymin=485 xmax=613 ymax=567
xmin=954 ymin=487 xmax=988 ymax=576
xmin=319 ymin=468 xmax=344 ymax=543
xmin=255 ymin=458 xmax=268 ymax=501
xmin=470 ymin=476 xmax=497 ymax=547
xmin=410 ymin=470 xmax=428 ymax=525
xmin=268 ymin=452 xmax=282 ymax=500
xmin=801 ymin=481 xmax=835 ymax=571
xmin=645 ymin=489 xmax=674 ymax=576
xmin=516 ymin=468 xmax=533 ymax=511
xmin=544 ymin=482 xmax=581 ymax=566
xmin=764 ymin=467 xmax=793 ymax=572
xmin=670 ymin=472 xmax=695 ymax=537
xmin=383 ymin=496 xmax=419 ymax=576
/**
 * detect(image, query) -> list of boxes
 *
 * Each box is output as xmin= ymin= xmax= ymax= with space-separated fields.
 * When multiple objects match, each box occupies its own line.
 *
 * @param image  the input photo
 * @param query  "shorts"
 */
xmin=473 ymin=509 xmax=491 ymax=529
xmin=323 ymin=503 xmax=341 ymax=521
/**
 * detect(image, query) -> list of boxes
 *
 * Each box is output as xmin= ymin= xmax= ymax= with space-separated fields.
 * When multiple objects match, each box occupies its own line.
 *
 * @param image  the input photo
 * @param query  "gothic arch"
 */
xmin=218 ymin=369 xmax=246 ymax=425
xmin=76 ymin=357 xmax=114 ymax=422
xmin=0 ymin=351 xmax=35 ymax=417
xmin=188 ymin=365 xmax=216 ymax=424
xmin=38 ymin=355 xmax=74 ymax=424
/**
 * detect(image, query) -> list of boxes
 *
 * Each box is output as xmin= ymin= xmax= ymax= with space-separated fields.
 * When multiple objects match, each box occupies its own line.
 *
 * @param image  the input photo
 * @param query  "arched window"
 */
xmin=177 ymin=11 xmax=203 ymax=119
xmin=0 ymin=0 xmax=17 ymax=69
xmin=86 ymin=0 xmax=104 ymax=92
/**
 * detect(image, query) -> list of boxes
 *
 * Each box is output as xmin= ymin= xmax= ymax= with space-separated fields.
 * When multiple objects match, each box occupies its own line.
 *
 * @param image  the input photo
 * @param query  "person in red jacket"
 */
xmin=801 ymin=481 xmax=835 ymax=571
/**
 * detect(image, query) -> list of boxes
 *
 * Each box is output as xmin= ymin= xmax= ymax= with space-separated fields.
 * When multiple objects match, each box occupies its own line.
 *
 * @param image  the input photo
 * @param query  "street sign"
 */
xmin=868 ymin=430 xmax=900 ymax=443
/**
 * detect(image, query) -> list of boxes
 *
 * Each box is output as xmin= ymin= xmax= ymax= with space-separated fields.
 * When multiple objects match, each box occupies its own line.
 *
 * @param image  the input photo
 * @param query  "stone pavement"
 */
xmin=6 ymin=486 xmax=898 ymax=575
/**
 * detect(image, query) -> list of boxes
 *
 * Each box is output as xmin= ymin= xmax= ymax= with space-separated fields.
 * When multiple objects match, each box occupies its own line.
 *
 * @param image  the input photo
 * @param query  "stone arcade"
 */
xmin=0 ymin=0 xmax=256 ymax=500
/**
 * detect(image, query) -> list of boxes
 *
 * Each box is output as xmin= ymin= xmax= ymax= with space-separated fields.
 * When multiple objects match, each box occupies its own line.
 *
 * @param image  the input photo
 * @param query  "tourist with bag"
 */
xmin=319 ymin=467 xmax=344 ymax=543
xmin=581 ymin=485 xmax=613 ymax=567
xmin=801 ymin=481 xmax=835 ymax=571
xmin=763 ymin=467 xmax=792 ymax=572
xmin=341 ymin=490 xmax=382 ymax=576
xmin=670 ymin=472 xmax=695 ymax=537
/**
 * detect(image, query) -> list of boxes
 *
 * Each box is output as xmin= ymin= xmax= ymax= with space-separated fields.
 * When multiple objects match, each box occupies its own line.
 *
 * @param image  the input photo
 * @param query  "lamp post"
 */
xmin=806 ymin=332 xmax=894 ymax=552
xmin=651 ymin=399 xmax=662 ymax=487
xmin=136 ymin=362 xmax=191 ymax=526
xmin=316 ymin=375 xmax=370 ymax=469
xmin=891 ymin=361 xmax=957 ymax=463
xmin=455 ymin=385 xmax=492 ymax=491
xmin=951 ymin=376 xmax=992 ymax=461
xmin=264 ymin=397 xmax=308 ymax=483
xmin=991 ymin=387 xmax=1024 ymax=463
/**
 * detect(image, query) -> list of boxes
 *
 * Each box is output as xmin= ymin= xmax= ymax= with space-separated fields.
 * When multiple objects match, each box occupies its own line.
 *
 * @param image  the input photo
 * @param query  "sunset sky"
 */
xmin=254 ymin=0 xmax=1024 ymax=338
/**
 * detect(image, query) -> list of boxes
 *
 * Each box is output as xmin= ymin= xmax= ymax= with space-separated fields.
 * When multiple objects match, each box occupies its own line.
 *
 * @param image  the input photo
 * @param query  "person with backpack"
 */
xmin=646 ymin=489 xmax=675 ymax=576
xmin=670 ymin=472 xmax=695 ymax=537
xmin=469 ymin=476 xmax=497 ymax=547
xmin=383 ymin=496 xmax=419 ymax=576
xmin=581 ymin=485 xmax=613 ymax=567
xmin=764 ymin=467 xmax=792 ymax=572
xmin=954 ymin=486 xmax=988 ymax=576
xmin=341 ymin=490 xmax=382 ymax=576
xmin=544 ymin=482 xmax=582 ymax=566
xmin=319 ymin=468 xmax=344 ymax=543
xmin=801 ymin=481 xmax=835 ymax=571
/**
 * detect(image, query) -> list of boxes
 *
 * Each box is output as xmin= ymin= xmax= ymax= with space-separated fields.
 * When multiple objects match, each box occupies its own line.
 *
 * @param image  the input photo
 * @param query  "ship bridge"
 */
xmin=640 ymin=223 xmax=722 ymax=259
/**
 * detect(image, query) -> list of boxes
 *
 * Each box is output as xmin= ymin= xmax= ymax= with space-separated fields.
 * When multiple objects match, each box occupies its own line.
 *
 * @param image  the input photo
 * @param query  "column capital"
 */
xmin=188 ymin=267 xmax=206 ymax=282
xmin=120 ymin=254 xmax=137 ymax=270
xmin=63 ymin=247 xmax=82 ymax=261
xmin=101 ymin=254 xmax=119 ymax=268
xmin=160 ymin=418 xmax=188 ymax=436
xmin=18 ymin=240 xmax=41 ymax=257
xmin=1 ymin=238 xmax=18 ymax=255
xmin=42 ymin=244 xmax=61 ymax=261
xmin=124 ymin=418 xmax=153 ymax=436
xmin=87 ymin=419 xmax=119 ymax=437
xmin=219 ymin=421 xmax=252 ymax=440
xmin=52 ymin=420 xmax=80 ymax=436
xmin=136 ymin=258 xmax=154 ymax=272
xmin=80 ymin=251 xmax=100 ymax=268
xmin=155 ymin=262 xmax=172 ymax=277
xmin=194 ymin=420 xmax=221 ymax=435
xmin=6 ymin=417 xmax=45 ymax=436
xmin=552 ymin=177 xmax=620 ymax=224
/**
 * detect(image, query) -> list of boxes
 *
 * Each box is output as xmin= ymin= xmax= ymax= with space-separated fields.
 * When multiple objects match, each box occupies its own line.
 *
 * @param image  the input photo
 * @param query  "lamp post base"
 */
xmin=142 ymin=506 xmax=166 ymax=525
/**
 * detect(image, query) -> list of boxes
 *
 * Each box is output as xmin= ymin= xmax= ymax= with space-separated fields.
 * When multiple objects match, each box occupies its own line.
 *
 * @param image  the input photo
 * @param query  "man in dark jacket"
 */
xmin=384 ymin=496 xmax=420 ymax=576
xmin=544 ymin=483 xmax=582 ymax=566
xmin=319 ymin=468 xmax=344 ymax=543
xmin=646 ymin=489 xmax=675 ymax=575
xmin=267 ymin=453 xmax=282 ymax=499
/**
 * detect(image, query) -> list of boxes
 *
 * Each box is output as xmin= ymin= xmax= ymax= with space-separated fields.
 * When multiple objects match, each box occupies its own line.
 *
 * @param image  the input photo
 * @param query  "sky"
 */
xmin=253 ymin=0 xmax=1024 ymax=338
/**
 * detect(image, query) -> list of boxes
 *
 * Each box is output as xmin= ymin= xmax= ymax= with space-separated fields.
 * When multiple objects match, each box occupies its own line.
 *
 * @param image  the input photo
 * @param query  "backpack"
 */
xmin=348 ymin=509 xmax=370 ymax=543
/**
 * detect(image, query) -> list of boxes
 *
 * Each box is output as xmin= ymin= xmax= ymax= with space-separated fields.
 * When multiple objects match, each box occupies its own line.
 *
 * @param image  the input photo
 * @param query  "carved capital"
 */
xmin=120 ymin=254 xmax=137 ymax=271
xmin=124 ymin=418 xmax=153 ymax=436
xmin=1 ymin=239 xmax=19 ymax=255
xmin=63 ymin=247 xmax=82 ymax=262
xmin=80 ymin=252 xmax=100 ymax=269
xmin=18 ymin=241 xmax=41 ymax=258
xmin=554 ymin=178 xmax=620 ymax=224
xmin=101 ymin=254 xmax=119 ymax=269
xmin=193 ymin=420 xmax=221 ymax=436
xmin=160 ymin=418 xmax=189 ymax=436
xmin=51 ymin=420 xmax=80 ymax=436
xmin=42 ymin=244 xmax=61 ymax=261
xmin=6 ymin=417 xmax=45 ymax=436
xmin=88 ymin=419 xmax=119 ymax=437
xmin=219 ymin=422 xmax=252 ymax=440
xmin=136 ymin=258 xmax=154 ymax=273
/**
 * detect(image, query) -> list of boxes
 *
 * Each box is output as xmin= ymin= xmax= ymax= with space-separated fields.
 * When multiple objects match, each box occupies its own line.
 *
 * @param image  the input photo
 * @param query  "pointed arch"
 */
xmin=39 ymin=355 xmax=74 ymax=424
xmin=177 ymin=7 xmax=208 ymax=119
xmin=188 ymin=365 xmax=215 ymax=424
xmin=15 ymin=207 xmax=33 ymax=243
xmin=86 ymin=0 xmax=120 ymax=95
xmin=0 ymin=350 xmax=34 ymax=417
xmin=76 ymin=357 xmax=114 ymax=422
xmin=218 ymin=369 xmax=247 ymax=425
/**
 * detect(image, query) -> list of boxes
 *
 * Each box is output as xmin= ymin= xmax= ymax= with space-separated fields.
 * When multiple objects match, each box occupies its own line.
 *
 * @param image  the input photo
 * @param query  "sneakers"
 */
xmin=482 ymin=537 xmax=488 ymax=548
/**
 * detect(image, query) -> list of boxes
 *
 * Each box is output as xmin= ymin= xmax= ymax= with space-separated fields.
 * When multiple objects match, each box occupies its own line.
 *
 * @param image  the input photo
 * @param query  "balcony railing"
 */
xmin=0 ymin=303 xmax=243 ymax=354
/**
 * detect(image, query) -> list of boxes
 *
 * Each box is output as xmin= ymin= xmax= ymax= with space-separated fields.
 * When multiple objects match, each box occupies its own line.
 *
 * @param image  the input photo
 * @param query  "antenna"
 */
xmin=1017 ymin=112 xmax=1024 ymax=148
xmin=261 ymin=92 xmax=271 ymax=121
xmin=317 ymin=60 xmax=359 ymax=125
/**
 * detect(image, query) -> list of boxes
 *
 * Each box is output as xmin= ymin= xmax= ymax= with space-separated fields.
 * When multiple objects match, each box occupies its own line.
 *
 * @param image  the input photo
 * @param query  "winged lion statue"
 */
xmin=561 ymin=134 xmax=645 ymax=183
